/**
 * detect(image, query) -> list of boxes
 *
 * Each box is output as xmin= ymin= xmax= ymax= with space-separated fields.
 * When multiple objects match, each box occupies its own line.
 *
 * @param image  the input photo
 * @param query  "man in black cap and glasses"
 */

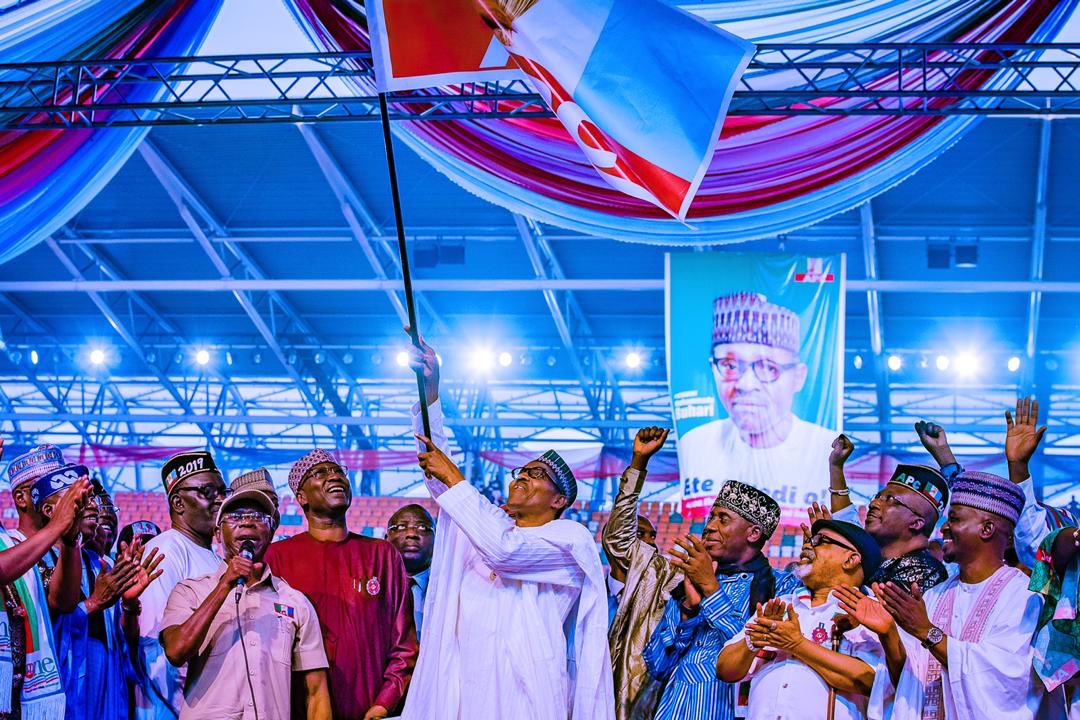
xmin=134 ymin=450 xmax=225 ymax=720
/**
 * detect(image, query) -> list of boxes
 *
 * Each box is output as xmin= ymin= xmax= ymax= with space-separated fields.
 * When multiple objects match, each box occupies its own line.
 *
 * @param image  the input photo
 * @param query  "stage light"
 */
xmin=546 ymin=354 xmax=557 ymax=367
xmin=343 ymin=353 xmax=354 ymax=365
xmin=225 ymin=351 xmax=233 ymax=367
xmin=470 ymin=348 xmax=495 ymax=373
xmin=935 ymin=355 xmax=950 ymax=371
xmin=624 ymin=351 xmax=643 ymax=369
xmin=89 ymin=348 xmax=106 ymax=366
xmin=954 ymin=353 xmax=978 ymax=376
xmin=314 ymin=351 xmax=326 ymax=365
xmin=887 ymin=354 xmax=903 ymax=371
xmin=253 ymin=351 xmax=262 ymax=365
xmin=917 ymin=356 xmax=929 ymax=369
xmin=498 ymin=351 xmax=513 ymax=368
xmin=395 ymin=351 xmax=410 ymax=368
xmin=195 ymin=349 xmax=210 ymax=366
xmin=1007 ymin=356 xmax=1021 ymax=373
xmin=29 ymin=350 xmax=38 ymax=366
xmin=853 ymin=354 xmax=863 ymax=370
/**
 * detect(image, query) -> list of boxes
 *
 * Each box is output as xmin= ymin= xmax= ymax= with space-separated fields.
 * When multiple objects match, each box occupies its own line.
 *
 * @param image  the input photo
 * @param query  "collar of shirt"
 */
xmin=791 ymin=587 xmax=840 ymax=613
xmin=607 ymin=573 xmax=624 ymax=598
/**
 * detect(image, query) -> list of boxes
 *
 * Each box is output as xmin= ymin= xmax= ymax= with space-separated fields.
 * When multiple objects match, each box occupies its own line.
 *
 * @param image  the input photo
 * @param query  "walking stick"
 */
xmin=827 ymin=616 xmax=853 ymax=720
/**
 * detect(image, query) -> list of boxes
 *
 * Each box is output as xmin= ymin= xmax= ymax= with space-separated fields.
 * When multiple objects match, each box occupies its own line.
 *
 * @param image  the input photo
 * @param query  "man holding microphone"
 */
xmin=160 ymin=487 xmax=331 ymax=720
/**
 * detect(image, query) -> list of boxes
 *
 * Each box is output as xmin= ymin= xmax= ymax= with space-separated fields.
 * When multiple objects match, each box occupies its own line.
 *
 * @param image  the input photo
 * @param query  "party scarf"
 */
xmin=0 ymin=529 xmax=65 ymax=720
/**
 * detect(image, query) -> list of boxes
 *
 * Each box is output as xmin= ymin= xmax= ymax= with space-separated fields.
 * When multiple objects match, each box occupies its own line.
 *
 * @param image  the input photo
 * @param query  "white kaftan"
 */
xmin=881 ymin=565 xmax=1064 ymax=720
xmin=402 ymin=400 xmax=615 ymax=720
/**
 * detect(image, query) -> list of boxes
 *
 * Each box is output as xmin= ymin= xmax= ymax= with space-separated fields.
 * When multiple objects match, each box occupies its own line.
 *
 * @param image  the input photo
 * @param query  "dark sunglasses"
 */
xmin=810 ymin=533 xmax=857 ymax=553
xmin=177 ymin=484 xmax=227 ymax=502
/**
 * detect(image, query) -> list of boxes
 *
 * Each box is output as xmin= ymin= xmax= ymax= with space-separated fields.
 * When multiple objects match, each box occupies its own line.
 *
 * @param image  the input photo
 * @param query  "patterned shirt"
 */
xmin=643 ymin=570 xmax=802 ymax=720
xmin=872 ymin=548 xmax=948 ymax=591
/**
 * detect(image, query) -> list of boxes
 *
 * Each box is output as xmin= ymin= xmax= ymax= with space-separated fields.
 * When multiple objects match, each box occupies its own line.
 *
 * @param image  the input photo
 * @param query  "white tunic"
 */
xmin=403 ymin=401 xmax=615 ymax=720
xmin=882 ymin=565 xmax=1063 ymax=720
xmin=134 ymin=529 xmax=222 ymax=720
xmin=725 ymin=589 xmax=885 ymax=720
xmin=678 ymin=416 xmax=837 ymax=509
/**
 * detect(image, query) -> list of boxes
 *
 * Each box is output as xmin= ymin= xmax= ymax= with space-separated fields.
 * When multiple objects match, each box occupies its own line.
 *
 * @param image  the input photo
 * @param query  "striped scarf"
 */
xmin=0 ymin=529 xmax=65 ymax=720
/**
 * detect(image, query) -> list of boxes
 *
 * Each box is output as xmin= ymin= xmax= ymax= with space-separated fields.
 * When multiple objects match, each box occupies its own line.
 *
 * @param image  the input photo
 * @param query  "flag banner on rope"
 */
xmin=367 ymin=0 xmax=755 ymax=220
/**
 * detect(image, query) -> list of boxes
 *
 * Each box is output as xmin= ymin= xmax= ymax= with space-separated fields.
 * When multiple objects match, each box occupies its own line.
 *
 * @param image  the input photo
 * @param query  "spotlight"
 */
xmin=314 ymin=351 xmax=326 ymax=365
xmin=146 ymin=351 xmax=156 ymax=364
xmin=1007 ymin=356 xmax=1021 ymax=373
xmin=498 ymin=351 xmax=513 ymax=368
xmin=917 ymin=356 xmax=929 ymax=370
xmin=89 ymin=348 xmax=106 ymax=366
xmin=546 ymin=355 xmax=558 ymax=367
xmin=371 ymin=353 xmax=383 ymax=366
xmin=853 ymin=354 xmax=863 ymax=370
xmin=287 ymin=352 xmax=297 ymax=366
xmin=624 ymin=351 xmax=643 ymax=369
xmin=225 ymin=351 xmax=233 ymax=367
xmin=253 ymin=351 xmax=262 ymax=365
xmin=395 ymin=351 xmax=410 ymax=368
xmin=343 ymin=353 xmax=354 ymax=365
xmin=195 ymin=349 xmax=210 ymax=366
xmin=935 ymin=355 xmax=950 ymax=371
xmin=954 ymin=353 xmax=978 ymax=376
xmin=470 ymin=348 xmax=495 ymax=373
xmin=887 ymin=354 xmax=902 ymax=371
xmin=29 ymin=350 xmax=38 ymax=366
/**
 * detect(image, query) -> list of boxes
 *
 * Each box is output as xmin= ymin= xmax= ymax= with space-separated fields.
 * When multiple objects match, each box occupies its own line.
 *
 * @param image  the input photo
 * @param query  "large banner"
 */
xmin=667 ymin=253 xmax=847 ymax=520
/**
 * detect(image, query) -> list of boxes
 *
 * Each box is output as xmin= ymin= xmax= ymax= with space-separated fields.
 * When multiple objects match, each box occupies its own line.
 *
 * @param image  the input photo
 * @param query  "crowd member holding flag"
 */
xmin=161 ymin=488 xmax=331 ymax=720
xmin=264 ymin=453 xmax=416 ymax=720
xmin=0 ymin=442 xmax=91 ymax=720
xmin=403 ymin=335 xmax=614 ymax=720
xmin=716 ymin=519 xmax=885 ymax=720
xmin=134 ymin=451 xmax=226 ymax=720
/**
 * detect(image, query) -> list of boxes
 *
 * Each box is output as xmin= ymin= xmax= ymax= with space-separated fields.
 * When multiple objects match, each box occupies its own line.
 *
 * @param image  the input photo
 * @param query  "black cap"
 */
xmin=888 ymin=464 xmax=949 ymax=515
xmin=811 ymin=519 xmax=883 ymax=581
xmin=161 ymin=450 xmax=220 ymax=494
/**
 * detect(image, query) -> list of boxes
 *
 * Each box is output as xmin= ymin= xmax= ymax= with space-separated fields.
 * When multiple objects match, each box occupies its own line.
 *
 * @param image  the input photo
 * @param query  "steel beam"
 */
xmin=6 ymin=277 xmax=1080 ymax=293
xmin=860 ymin=203 xmax=892 ymax=445
xmin=1024 ymin=119 xmax=1052 ymax=391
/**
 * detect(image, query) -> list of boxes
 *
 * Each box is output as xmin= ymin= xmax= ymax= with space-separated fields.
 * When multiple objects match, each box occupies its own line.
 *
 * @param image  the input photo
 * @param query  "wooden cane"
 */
xmin=827 ymin=617 xmax=852 ymax=720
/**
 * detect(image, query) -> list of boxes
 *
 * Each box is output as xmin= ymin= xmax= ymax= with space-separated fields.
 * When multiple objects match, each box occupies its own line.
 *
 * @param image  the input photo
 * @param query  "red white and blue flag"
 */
xmin=367 ymin=0 xmax=755 ymax=220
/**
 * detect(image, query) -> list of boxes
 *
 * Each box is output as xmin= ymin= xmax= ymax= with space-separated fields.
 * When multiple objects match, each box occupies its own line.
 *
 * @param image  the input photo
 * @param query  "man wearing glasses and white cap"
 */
xmin=134 ymin=450 xmax=226 ymax=720
xmin=161 ymin=486 xmax=330 ymax=719
xmin=678 ymin=293 xmax=837 ymax=510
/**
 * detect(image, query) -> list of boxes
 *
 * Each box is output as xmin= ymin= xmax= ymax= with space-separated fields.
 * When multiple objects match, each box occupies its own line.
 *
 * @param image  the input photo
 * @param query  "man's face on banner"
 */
xmin=710 ymin=342 xmax=808 ymax=445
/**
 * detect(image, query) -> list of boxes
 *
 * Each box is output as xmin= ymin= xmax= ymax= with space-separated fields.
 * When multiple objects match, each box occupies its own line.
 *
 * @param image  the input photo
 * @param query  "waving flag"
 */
xmin=368 ymin=0 xmax=754 ymax=220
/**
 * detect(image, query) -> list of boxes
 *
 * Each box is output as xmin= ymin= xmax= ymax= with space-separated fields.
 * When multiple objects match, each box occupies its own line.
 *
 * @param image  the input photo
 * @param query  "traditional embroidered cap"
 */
xmin=230 ymin=468 xmax=278 ymax=501
xmin=715 ymin=480 xmax=781 ymax=538
xmin=950 ymin=470 xmax=1025 ymax=524
xmin=811 ymin=519 xmax=883 ymax=580
xmin=215 ymin=488 xmax=280 ymax=527
xmin=712 ymin=292 xmax=800 ymax=354
xmin=533 ymin=450 xmax=577 ymax=506
xmin=888 ymin=464 xmax=950 ymax=515
xmin=31 ymin=463 xmax=87 ymax=509
xmin=7 ymin=444 xmax=66 ymax=490
xmin=161 ymin=450 xmax=221 ymax=494
xmin=288 ymin=449 xmax=343 ymax=494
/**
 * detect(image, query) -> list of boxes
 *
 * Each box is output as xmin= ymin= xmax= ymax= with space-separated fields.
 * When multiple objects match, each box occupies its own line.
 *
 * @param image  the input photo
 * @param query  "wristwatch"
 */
xmin=921 ymin=626 xmax=945 ymax=648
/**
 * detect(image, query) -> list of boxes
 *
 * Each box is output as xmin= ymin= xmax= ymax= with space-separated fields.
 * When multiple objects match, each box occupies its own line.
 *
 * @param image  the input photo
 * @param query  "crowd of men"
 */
xmin=0 ymin=331 xmax=1078 ymax=719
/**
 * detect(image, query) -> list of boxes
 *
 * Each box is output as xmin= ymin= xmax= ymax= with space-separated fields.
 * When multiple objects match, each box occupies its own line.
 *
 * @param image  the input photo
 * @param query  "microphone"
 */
xmin=235 ymin=540 xmax=256 ymax=603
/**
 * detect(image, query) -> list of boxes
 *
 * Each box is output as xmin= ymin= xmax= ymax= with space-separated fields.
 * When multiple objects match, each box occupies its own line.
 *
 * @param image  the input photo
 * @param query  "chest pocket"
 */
xmin=271 ymin=616 xmax=295 ymax=666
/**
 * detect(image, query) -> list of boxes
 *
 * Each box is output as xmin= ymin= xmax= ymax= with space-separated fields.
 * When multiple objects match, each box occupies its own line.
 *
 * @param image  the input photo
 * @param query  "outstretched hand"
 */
xmin=1005 ymin=396 xmax=1046 ymax=470
xmin=404 ymin=326 xmax=440 ymax=406
xmin=914 ymin=420 xmax=957 ymax=467
xmin=415 ymin=434 xmax=465 ymax=488
xmin=835 ymin=585 xmax=894 ymax=636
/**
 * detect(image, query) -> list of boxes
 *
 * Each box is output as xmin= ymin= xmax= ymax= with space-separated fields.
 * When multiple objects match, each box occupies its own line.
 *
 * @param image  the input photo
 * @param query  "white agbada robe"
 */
xmin=403 ymin=400 xmax=615 ymax=720
xmin=879 ymin=565 xmax=1064 ymax=720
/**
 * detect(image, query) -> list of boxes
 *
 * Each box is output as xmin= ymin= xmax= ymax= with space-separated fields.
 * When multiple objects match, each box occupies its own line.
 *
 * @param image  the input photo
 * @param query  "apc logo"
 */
xmin=794 ymin=257 xmax=835 ymax=283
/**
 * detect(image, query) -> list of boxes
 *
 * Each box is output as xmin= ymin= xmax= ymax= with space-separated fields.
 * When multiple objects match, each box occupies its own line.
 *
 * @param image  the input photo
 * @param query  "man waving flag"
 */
xmin=368 ymin=0 xmax=755 ymax=220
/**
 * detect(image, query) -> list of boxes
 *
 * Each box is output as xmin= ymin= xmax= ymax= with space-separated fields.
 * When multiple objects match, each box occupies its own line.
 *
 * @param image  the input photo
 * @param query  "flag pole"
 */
xmin=378 ymin=91 xmax=432 ymax=439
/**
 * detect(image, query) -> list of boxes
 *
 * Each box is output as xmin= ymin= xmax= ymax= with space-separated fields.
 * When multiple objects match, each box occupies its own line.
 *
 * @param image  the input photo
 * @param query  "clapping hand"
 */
xmin=874 ymin=581 xmax=932 ymax=640
xmin=835 ymin=585 xmax=894 ymax=636
xmin=670 ymin=534 xmax=719 ymax=599
xmin=747 ymin=603 xmax=804 ymax=654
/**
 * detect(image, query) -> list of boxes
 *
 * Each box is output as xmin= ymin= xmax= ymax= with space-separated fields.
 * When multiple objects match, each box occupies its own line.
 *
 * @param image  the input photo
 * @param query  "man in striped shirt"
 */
xmin=642 ymin=480 xmax=801 ymax=720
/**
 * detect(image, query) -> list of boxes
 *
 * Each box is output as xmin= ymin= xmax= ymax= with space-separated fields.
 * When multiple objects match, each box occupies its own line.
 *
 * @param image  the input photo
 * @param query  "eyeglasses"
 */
xmin=874 ymin=491 xmax=920 ymax=515
xmin=709 ymin=356 xmax=798 ymax=384
xmin=304 ymin=464 xmax=348 ymax=484
xmin=387 ymin=522 xmax=434 ymax=536
xmin=510 ymin=466 xmax=554 ymax=483
xmin=810 ymin=533 xmax=857 ymax=553
xmin=95 ymin=502 xmax=119 ymax=514
xmin=221 ymin=510 xmax=273 ymax=527
xmin=177 ymin=484 xmax=227 ymax=502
